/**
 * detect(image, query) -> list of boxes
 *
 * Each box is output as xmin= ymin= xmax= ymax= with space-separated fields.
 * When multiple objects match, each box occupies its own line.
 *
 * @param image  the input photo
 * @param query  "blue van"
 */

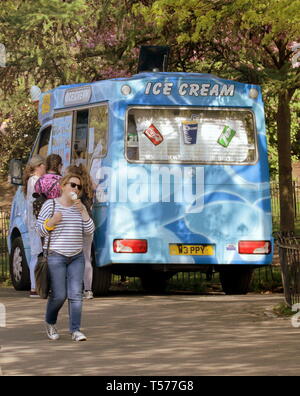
xmin=8 ymin=71 xmax=273 ymax=294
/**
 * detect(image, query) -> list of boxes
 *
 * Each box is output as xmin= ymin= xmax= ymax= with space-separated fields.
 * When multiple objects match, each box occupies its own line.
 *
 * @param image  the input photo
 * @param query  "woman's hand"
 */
xmin=48 ymin=212 xmax=62 ymax=228
xmin=74 ymin=199 xmax=90 ymax=221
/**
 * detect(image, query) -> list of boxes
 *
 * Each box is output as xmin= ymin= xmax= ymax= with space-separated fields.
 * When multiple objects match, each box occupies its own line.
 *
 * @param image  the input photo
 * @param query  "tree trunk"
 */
xmin=276 ymin=90 xmax=295 ymax=232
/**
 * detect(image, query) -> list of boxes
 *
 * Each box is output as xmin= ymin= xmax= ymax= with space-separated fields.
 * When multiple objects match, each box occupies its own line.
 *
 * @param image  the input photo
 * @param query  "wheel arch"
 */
xmin=11 ymin=227 xmax=21 ymax=242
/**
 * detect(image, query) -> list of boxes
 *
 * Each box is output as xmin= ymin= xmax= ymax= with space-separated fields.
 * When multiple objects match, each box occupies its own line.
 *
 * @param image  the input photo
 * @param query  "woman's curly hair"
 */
xmin=65 ymin=164 xmax=94 ymax=202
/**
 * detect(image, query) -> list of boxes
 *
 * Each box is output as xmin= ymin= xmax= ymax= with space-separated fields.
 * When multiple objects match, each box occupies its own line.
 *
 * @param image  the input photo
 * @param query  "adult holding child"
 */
xmin=34 ymin=153 xmax=63 ymax=199
xmin=23 ymin=155 xmax=46 ymax=298
xmin=36 ymin=173 xmax=95 ymax=342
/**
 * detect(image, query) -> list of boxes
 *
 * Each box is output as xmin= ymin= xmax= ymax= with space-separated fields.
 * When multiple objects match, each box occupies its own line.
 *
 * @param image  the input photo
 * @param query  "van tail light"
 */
xmin=238 ymin=241 xmax=271 ymax=255
xmin=113 ymin=239 xmax=148 ymax=254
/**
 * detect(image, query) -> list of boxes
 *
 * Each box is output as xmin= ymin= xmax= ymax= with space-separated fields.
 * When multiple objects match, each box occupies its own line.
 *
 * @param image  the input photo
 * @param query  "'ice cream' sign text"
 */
xmin=145 ymin=82 xmax=235 ymax=97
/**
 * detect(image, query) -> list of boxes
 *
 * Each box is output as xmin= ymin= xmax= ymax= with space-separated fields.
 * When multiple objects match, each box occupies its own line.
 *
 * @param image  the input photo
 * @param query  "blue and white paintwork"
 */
xmin=8 ymin=72 xmax=273 ymax=269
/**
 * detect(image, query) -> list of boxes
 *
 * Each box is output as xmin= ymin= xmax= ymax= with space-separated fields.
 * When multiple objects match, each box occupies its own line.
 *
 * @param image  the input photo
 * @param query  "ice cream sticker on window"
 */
xmin=143 ymin=124 xmax=164 ymax=146
xmin=182 ymin=120 xmax=198 ymax=145
xmin=217 ymin=126 xmax=236 ymax=148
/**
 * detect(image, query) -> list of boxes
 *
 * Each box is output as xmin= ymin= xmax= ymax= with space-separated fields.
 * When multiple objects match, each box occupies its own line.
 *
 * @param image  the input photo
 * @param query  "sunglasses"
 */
xmin=66 ymin=182 xmax=82 ymax=191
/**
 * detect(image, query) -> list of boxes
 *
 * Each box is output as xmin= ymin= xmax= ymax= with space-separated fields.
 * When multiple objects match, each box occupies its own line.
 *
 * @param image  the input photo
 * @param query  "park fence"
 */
xmin=271 ymin=180 xmax=300 ymax=225
xmin=0 ymin=209 xmax=9 ymax=281
xmin=277 ymin=233 xmax=300 ymax=307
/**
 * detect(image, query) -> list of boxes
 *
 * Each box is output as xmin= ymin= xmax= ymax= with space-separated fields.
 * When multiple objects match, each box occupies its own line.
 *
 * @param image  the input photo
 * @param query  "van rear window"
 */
xmin=126 ymin=107 xmax=257 ymax=164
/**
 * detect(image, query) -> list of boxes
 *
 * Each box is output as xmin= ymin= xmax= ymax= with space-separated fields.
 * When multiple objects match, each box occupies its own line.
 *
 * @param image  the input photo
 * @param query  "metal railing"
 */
xmin=0 ymin=209 xmax=9 ymax=281
xmin=277 ymin=233 xmax=300 ymax=307
xmin=271 ymin=181 xmax=300 ymax=225
xmin=111 ymin=266 xmax=282 ymax=294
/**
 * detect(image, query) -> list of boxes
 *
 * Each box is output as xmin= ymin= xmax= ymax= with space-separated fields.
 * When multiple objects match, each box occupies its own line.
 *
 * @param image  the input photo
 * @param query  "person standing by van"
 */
xmin=23 ymin=155 xmax=46 ymax=298
xmin=34 ymin=154 xmax=63 ymax=199
xmin=36 ymin=174 xmax=95 ymax=342
xmin=65 ymin=164 xmax=96 ymax=299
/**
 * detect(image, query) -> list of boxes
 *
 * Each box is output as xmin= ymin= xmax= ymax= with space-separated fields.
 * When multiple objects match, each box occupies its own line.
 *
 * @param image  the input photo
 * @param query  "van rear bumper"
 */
xmin=98 ymin=263 xmax=271 ymax=276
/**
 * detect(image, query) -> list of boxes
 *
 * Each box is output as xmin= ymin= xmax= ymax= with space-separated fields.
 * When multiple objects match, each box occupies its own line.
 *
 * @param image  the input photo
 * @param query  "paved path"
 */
xmin=0 ymin=288 xmax=299 ymax=376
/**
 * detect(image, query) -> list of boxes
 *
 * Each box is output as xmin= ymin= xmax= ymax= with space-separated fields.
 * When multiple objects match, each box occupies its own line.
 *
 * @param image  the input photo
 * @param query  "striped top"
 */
xmin=36 ymin=199 xmax=95 ymax=257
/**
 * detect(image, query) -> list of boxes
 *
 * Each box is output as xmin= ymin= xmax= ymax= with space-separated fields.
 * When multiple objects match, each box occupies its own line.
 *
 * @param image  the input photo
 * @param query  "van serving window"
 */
xmin=52 ymin=112 xmax=73 ymax=171
xmin=32 ymin=126 xmax=52 ymax=158
xmin=126 ymin=107 xmax=257 ymax=165
xmin=88 ymin=105 xmax=108 ymax=160
xmin=69 ymin=104 xmax=108 ymax=169
xmin=73 ymin=110 xmax=89 ymax=166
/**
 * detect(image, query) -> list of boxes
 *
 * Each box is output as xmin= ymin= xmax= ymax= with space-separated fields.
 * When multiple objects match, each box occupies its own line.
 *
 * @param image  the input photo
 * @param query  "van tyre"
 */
xmin=92 ymin=266 xmax=111 ymax=296
xmin=219 ymin=267 xmax=253 ymax=295
xmin=10 ymin=237 xmax=30 ymax=291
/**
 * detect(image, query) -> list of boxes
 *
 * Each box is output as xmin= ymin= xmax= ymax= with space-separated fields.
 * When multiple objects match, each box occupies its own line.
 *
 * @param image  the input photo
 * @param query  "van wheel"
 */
xmin=92 ymin=266 xmax=112 ymax=296
xmin=140 ymin=272 xmax=173 ymax=293
xmin=219 ymin=267 xmax=253 ymax=295
xmin=10 ymin=237 xmax=30 ymax=291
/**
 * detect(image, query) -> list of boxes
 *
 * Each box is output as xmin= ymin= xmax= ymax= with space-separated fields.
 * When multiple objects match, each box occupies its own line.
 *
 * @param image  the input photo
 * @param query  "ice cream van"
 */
xmin=7 ymin=55 xmax=273 ymax=295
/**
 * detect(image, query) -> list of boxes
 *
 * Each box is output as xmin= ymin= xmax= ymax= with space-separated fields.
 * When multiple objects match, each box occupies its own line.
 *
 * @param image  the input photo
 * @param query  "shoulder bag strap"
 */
xmin=37 ymin=177 xmax=43 ymax=193
xmin=48 ymin=179 xmax=59 ymax=194
xmin=45 ymin=199 xmax=56 ymax=257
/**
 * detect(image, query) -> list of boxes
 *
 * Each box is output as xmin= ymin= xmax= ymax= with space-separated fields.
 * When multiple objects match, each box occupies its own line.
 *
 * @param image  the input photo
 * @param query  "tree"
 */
xmin=136 ymin=0 xmax=300 ymax=232
xmin=0 ymin=101 xmax=40 ymax=176
xmin=0 ymin=0 xmax=157 ymax=172
xmin=0 ymin=0 xmax=92 ymax=93
xmin=0 ymin=0 xmax=154 ymax=95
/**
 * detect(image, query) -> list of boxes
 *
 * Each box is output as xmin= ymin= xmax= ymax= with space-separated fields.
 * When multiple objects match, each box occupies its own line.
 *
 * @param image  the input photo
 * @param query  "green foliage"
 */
xmin=0 ymin=102 xmax=40 ymax=176
xmin=0 ymin=0 xmax=88 ymax=92
xmin=265 ymin=91 xmax=300 ymax=177
xmin=0 ymin=0 xmax=157 ymax=175
xmin=137 ymin=0 xmax=300 ymax=84
xmin=291 ymin=91 xmax=300 ymax=160
xmin=272 ymin=302 xmax=294 ymax=317
xmin=0 ymin=0 xmax=154 ymax=93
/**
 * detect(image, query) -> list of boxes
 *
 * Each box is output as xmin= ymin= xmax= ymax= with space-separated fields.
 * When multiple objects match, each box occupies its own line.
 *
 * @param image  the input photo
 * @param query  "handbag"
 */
xmin=34 ymin=254 xmax=50 ymax=299
xmin=34 ymin=200 xmax=55 ymax=299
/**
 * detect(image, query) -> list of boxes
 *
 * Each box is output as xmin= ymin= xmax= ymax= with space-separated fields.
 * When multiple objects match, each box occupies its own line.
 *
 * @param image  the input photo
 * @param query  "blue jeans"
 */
xmin=46 ymin=251 xmax=85 ymax=332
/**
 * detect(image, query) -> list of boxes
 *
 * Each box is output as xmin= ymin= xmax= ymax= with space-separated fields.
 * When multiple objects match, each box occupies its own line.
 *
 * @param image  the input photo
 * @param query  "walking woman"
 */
xmin=23 ymin=155 xmax=46 ymax=298
xmin=66 ymin=164 xmax=96 ymax=299
xmin=36 ymin=174 xmax=95 ymax=341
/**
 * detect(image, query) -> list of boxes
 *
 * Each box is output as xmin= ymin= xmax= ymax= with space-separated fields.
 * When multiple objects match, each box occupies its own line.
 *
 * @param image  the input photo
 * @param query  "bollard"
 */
xmin=0 ymin=303 xmax=6 ymax=328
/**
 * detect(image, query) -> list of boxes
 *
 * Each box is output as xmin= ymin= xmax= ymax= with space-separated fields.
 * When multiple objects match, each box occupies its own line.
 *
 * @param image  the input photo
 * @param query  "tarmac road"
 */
xmin=0 ymin=287 xmax=300 ymax=376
